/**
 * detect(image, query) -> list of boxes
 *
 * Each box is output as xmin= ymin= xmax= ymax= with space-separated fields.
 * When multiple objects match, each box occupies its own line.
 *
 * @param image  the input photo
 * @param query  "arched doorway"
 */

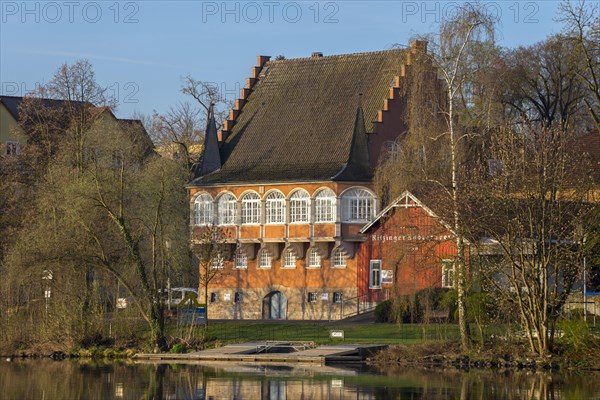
xmin=262 ymin=291 xmax=287 ymax=320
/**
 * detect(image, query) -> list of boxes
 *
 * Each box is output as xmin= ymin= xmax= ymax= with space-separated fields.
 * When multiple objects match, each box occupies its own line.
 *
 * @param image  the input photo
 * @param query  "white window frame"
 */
xmin=369 ymin=260 xmax=382 ymax=289
xmin=442 ymin=259 xmax=455 ymax=288
xmin=283 ymin=248 xmax=296 ymax=269
xmin=265 ymin=191 xmax=285 ymax=224
xmin=342 ymin=188 xmax=375 ymax=223
xmin=235 ymin=249 xmax=248 ymax=269
xmin=289 ymin=190 xmax=310 ymax=223
xmin=332 ymin=248 xmax=347 ymax=269
xmin=217 ymin=193 xmax=237 ymax=225
xmin=211 ymin=253 xmax=224 ymax=269
xmin=307 ymin=292 xmax=318 ymax=303
xmin=194 ymin=193 xmax=213 ymax=226
xmin=314 ymin=188 xmax=336 ymax=223
xmin=307 ymin=248 xmax=321 ymax=268
xmin=258 ymin=249 xmax=272 ymax=269
xmin=241 ymin=192 xmax=261 ymax=225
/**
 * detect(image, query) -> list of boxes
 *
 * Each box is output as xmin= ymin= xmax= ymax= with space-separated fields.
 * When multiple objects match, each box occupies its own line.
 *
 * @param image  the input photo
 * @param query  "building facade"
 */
xmin=358 ymin=191 xmax=463 ymax=301
xmin=188 ymin=42 xmax=442 ymax=320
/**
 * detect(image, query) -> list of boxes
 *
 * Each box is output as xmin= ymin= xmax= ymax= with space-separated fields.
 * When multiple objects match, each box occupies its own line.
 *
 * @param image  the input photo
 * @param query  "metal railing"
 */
xmin=340 ymin=290 xmax=389 ymax=319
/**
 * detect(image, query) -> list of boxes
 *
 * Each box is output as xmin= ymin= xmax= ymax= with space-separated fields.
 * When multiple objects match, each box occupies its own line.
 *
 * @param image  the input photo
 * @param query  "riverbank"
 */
xmin=367 ymin=340 xmax=600 ymax=371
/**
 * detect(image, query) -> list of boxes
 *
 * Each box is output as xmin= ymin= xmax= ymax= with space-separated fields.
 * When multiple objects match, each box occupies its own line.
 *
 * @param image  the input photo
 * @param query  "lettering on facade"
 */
xmin=372 ymin=234 xmax=453 ymax=242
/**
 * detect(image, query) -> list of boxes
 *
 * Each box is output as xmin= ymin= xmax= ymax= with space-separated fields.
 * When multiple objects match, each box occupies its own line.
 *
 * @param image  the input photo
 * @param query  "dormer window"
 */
xmin=384 ymin=141 xmax=399 ymax=160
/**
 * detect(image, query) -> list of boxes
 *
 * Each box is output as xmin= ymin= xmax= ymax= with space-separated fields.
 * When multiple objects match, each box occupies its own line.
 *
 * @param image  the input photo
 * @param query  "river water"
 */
xmin=1 ymin=359 xmax=600 ymax=399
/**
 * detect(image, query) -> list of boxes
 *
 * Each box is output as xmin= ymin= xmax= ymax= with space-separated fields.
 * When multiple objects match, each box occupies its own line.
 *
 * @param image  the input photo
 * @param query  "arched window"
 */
xmin=265 ymin=191 xmax=285 ymax=224
xmin=342 ymin=188 xmax=375 ymax=222
xmin=235 ymin=249 xmax=247 ymax=269
xmin=332 ymin=248 xmax=347 ymax=268
xmin=289 ymin=190 xmax=310 ymax=223
xmin=241 ymin=192 xmax=261 ymax=224
xmin=307 ymin=248 xmax=321 ymax=268
xmin=259 ymin=248 xmax=272 ymax=269
xmin=217 ymin=193 xmax=237 ymax=225
xmin=194 ymin=193 xmax=213 ymax=226
xmin=314 ymin=188 xmax=336 ymax=223
xmin=283 ymin=248 xmax=296 ymax=268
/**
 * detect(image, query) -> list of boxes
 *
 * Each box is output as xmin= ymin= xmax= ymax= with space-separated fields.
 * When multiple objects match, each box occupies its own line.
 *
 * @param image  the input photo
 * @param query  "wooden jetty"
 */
xmin=135 ymin=341 xmax=386 ymax=365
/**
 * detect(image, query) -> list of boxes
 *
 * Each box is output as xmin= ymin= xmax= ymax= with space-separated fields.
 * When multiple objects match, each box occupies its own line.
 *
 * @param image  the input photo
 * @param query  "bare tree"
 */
xmin=150 ymin=102 xmax=204 ymax=170
xmin=468 ymin=122 xmax=595 ymax=356
xmin=191 ymin=227 xmax=229 ymax=329
xmin=559 ymin=0 xmax=600 ymax=131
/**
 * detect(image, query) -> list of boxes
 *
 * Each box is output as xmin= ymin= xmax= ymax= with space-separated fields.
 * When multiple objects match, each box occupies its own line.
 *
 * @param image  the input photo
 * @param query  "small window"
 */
xmin=241 ymin=192 xmax=261 ymax=224
xmin=265 ymin=191 xmax=285 ymax=224
xmin=332 ymin=248 xmax=347 ymax=268
xmin=211 ymin=253 xmax=224 ymax=269
xmin=259 ymin=249 xmax=272 ymax=269
xmin=307 ymin=248 xmax=321 ymax=268
xmin=384 ymin=141 xmax=399 ymax=160
xmin=442 ymin=260 xmax=455 ymax=288
xmin=333 ymin=292 xmax=343 ymax=303
xmin=194 ymin=193 xmax=213 ymax=226
xmin=210 ymin=292 xmax=218 ymax=303
xmin=5 ymin=141 xmax=20 ymax=156
xmin=234 ymin=292 xmax=241 ymax=303
xmin=235 ymin=249 xmax=248 ymax=269
xmin=307 ymin=292 xmax=318 ymax=303
xmin=217 ymin=193 xmax=237 ymax=225
xmin=314 ymin=188 xmax=336 ymax=223
xmin=289 ymin=190 xmax=310 ymax=223
xmin=369 ymin=260 xmax=381 ymax=289
xmin=283 ymin=248 xmax=296 ymax=268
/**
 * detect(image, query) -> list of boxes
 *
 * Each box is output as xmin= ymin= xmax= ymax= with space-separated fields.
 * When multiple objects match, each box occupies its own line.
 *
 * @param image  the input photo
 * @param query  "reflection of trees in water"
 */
xmin=370 ymin=367 xmax=581 ymax=400
xmin=2 ymin=361 xmax=600 ymax=399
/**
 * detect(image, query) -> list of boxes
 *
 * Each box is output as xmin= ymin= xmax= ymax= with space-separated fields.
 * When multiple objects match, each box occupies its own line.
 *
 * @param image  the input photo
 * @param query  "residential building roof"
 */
xmin=192 ymin=48 xmax=410 ymax=185
xmin=0 ymin=95 xmax=93 ymax=121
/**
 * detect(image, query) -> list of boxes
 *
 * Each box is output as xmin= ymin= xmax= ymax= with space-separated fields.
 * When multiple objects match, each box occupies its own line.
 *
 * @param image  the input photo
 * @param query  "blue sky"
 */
xmin=1 ymin=1 xmax=565 ymax=118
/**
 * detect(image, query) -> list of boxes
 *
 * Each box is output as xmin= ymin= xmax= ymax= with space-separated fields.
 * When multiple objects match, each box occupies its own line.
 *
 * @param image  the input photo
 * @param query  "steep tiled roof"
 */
xmin=193 ymin=49 xmax=409 ymax=184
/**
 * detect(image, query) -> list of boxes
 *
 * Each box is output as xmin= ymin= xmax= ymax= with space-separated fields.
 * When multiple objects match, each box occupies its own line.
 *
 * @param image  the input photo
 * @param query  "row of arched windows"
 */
xmin=228 ymin=247 xmax=347 ymax=269
xmin=193 ymin=187 xmax=376 ymax=226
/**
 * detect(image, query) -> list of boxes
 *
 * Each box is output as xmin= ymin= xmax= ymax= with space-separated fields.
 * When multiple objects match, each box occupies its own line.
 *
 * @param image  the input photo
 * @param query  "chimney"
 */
xmin=311 ymin=52 xmax=323 ymax=58
xmin=410 ymin=40 xmax=428 ymax=53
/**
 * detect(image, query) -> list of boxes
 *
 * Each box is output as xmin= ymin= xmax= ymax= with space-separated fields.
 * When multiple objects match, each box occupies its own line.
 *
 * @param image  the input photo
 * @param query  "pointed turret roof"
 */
xmin=198 ymin=104 xmax=222 ymax=176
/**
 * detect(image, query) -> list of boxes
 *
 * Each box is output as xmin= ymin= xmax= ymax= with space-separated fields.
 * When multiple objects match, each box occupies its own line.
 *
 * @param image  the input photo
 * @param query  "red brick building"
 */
xmin=188 ymin=42 xmax=448 ymax=320
xmin=358 ymin=191 xmax=463 ymax=302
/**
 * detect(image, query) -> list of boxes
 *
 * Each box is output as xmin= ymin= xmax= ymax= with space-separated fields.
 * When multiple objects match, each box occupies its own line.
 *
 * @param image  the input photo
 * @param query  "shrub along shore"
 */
xmin=2 ymin=319 xmax=599 ymax=370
